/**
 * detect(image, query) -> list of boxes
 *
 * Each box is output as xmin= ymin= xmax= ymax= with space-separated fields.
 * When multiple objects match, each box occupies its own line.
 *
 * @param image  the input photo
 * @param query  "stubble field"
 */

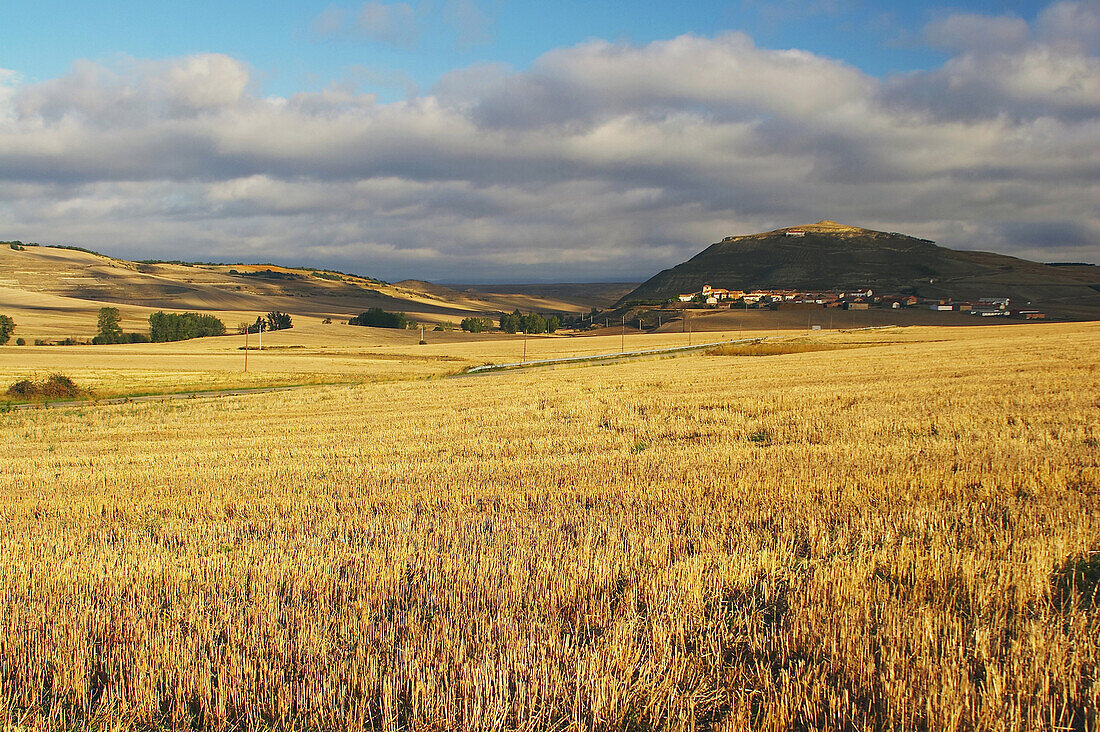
xmin=1 ymin=323 xmax=1098 ymax=730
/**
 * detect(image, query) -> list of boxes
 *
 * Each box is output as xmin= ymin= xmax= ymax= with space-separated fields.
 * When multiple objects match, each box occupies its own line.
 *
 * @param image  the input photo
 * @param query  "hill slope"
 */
xmin=0 ymin=245 xmax=608 ymax=340
xmin=621 ymin=221 xmax=1100 ymax=318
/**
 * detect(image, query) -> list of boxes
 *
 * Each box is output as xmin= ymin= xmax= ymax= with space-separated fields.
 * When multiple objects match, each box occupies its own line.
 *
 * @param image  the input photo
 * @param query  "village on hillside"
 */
xmin=672 ymin=284 xmax=1046 ymax=319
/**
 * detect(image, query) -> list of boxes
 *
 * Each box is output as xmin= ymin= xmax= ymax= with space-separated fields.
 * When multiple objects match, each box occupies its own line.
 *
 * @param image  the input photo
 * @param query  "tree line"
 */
xmin=0 ymin=308 xmax=295 ymax=346
xmin=239 ymin=311 xmax=293 ymax=334
xmin=498 ymin=310 xmax=561 ymax=334
xmin=348 ymin=309 xmax=567 ymax=333
xmin=349 ymin=309 xmax=408 ymax=329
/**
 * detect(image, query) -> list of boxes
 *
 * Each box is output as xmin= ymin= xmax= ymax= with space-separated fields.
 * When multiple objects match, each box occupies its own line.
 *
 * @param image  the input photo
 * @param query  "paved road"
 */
xmin=455 ymin=336 xmax=765 ymax=376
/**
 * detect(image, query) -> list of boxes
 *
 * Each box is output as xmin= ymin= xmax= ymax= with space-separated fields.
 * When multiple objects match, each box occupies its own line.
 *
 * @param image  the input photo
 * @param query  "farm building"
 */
xmin=882 ymin=295 xmax=918 ymax=308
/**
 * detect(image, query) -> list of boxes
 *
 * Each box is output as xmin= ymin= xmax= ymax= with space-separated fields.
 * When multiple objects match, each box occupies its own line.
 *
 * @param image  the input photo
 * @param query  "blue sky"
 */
xmin=0 ymin=0 xmax=1097 ymax=281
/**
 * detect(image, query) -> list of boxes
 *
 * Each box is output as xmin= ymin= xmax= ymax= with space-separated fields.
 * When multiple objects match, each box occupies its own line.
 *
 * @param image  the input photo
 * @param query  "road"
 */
xmin=455 ymin=336 xmax=765 ymax=375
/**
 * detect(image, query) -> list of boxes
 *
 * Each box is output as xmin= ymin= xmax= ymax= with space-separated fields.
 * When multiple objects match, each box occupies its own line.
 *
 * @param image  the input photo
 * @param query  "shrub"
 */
xmin=15 ymin=338 xmax=25 ymax=346
xmin=6 ymin=374 xmax=85 ymax=400
xmin=349 ymin=309 xmax=407 ymax=329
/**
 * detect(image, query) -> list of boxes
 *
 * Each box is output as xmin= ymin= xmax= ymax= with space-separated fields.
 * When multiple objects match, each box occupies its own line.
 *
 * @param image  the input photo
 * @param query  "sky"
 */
xmin=1 ymin=0 xmax=1098 ymax=282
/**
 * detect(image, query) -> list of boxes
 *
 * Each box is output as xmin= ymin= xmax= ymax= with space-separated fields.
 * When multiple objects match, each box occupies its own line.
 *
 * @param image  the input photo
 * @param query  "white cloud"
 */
xmin=0 ymin=4 xmax=1098 ymax=280
xmin=311 ymin=4 xmax=347 ymax=37
xmin=355 ymin=1 xmax=420 ymax=46
xmin=924 ymin=13 xmax=1031 ymax=54
xmin=312 ymin=0 xmax=492 ymax=51
xmin=1037 ymin=0 xmax=1100 ymax=52
xmin=443 ymin=0 xmax=492 ymax=50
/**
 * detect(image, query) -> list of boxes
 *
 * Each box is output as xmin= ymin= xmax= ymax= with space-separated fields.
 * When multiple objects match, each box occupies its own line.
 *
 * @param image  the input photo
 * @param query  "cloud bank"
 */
xmin=1 ymin=1 xmax=1098 ymax=281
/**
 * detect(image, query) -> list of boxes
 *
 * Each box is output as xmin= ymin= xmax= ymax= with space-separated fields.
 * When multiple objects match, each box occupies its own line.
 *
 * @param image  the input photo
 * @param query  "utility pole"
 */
xmin=687 ymin=311 xmax=692 ymax=346
xmin=244 ymin=326 xmax=249 ymax=372
xmin=522 ymin=328 xmax=527 ymax=363
xmin=258 ymin=321 xmax=262 ymax=352
xmin=621 ymin=314 xmax=625 ymax=354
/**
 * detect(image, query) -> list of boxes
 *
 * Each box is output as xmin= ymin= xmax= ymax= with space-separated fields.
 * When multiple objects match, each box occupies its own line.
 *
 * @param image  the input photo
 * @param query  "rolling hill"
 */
xmin=0 ymin=244 xmax=611 ymax=340
xmin=620 ymin=221 xmax=1100 ymax=319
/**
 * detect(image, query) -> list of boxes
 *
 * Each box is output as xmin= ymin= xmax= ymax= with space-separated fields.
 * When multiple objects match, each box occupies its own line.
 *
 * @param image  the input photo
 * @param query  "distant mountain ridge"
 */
xmin=619 ymin=221 xmax=1100 ymax=319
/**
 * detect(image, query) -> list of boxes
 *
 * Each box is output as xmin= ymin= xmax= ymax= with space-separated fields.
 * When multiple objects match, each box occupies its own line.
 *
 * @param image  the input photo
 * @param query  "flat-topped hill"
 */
xmin=620 ymin=221 xmax=1100 ymax=319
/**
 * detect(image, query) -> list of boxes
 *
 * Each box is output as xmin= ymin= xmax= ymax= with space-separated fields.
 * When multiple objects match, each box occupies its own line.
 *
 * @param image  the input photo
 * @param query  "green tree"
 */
xmin=547 ymin=315 xmax=560 ymax=333
xmin=499 ymin=310 xmax=522 ymax=333
xmin=149 ymin=312 xmax=226 ymax=342
xmin=266 ymin=311 xmax=293 ymax=331
xmin=95 ymin=307 xmax=123 ymax=344
xmin=521 ymin=312 xmax=547 ymax=334
xmin=348 ymin=309 xmax=407 ymax=329
xmin=460 ymin=317 xmax=492 ymax=333
xmin=0 ymin=314 xmax=14 ymax=345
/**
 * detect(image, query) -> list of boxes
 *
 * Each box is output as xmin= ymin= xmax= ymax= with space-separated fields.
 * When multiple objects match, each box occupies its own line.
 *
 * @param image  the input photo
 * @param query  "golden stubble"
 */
xmin=1 ymin=323 xmax=1098 ymax=730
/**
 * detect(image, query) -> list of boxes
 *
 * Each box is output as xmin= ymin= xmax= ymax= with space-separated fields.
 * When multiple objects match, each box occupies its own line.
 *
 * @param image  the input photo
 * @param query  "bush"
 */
xmin=6 ymin=374 xmax=85 ymax=400
xmin=349 ymin=309 xmax=408 ymax=329
xmin=149 ymin=312 xmax=226 ymax=342
xmin=15 ymin=337 xmax=25 ymax=346
xmin=98 ymin=331 xmax=150 ymax=345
